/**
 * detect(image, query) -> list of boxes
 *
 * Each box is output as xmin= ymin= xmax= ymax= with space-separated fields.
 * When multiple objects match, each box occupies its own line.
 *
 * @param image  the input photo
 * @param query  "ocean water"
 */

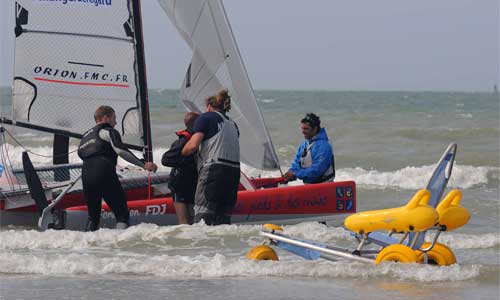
xmin=1 ymin=89 xmax=499 ymax=299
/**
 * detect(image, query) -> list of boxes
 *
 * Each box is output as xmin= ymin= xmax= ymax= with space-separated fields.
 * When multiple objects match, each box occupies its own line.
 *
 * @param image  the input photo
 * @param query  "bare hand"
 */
xmin=144 ymin=162 xmax=158 ymax=173
xmin=283 ymin=171 xmax=296 ymax=183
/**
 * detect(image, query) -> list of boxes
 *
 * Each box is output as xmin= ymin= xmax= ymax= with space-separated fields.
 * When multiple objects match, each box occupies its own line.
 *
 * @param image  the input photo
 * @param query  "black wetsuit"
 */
xmin=161 ymin=130 xmax=197 ymax=204
xmin=78 ymin=123 xmax=145 ymax=231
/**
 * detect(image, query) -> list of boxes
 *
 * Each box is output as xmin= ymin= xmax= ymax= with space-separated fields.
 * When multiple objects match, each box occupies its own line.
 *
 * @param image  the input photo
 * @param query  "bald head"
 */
xmin=184 ymin=112 xmax=200 ymax=131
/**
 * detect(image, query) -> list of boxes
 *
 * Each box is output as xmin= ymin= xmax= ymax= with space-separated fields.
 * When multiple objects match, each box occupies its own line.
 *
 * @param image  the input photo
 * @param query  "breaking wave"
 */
xmin=0 ymin=223 xmax=490 ymax=281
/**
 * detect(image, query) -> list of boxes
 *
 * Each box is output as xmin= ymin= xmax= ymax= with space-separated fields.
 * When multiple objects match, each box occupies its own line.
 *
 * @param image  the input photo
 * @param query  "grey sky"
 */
xmin=1 ymin=0 xmax=498 ymax=91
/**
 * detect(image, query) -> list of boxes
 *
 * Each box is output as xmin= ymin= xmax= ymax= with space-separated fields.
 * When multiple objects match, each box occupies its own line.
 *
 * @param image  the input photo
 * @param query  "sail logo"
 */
xmin=35 ymin=0 xmax=112 ymax=7
xmin=33 ymin=65 xmax=129 ymax=88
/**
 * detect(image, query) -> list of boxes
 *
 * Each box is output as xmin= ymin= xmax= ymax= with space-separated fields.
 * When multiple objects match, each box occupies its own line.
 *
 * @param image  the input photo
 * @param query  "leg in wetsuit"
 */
xmin=82 ymin=157 xmax=129 ymax=231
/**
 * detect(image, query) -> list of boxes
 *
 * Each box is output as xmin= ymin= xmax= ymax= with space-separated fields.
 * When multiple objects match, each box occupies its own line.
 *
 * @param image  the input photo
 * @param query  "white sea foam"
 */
xmin=0 ymin=223 xmax=492 ymax=280
xmin=436 ymin=232 xmax=500 ymax=249
xmin=0 ymin=223 xmax=260 ymax=251
xmin=258 ymin=98 xmax=276 ymax=103
xmin=335 ymin=164 xmax=497 ymax=190
xmin=0 ymin=246 xmax=482 ymax=282
xmin=1 ymin=223 xmax=497 ymax=252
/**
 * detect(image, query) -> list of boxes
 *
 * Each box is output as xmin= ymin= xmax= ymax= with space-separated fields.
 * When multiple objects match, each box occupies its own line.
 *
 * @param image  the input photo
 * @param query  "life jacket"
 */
xmin=175 ymin=130 xmax=192 ymax=141
xmin=77 ymin=123 xmax=117 ymax=165
xmin=198 ymin=111 xmax=240 ymax=169
xmin=300 ymin=141 xmax=335 ymax=183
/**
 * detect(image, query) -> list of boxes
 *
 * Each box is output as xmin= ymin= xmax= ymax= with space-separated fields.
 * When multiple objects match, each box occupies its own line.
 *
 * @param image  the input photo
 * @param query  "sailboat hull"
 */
xmin=62 ymin=180 xmax=356 ymax=230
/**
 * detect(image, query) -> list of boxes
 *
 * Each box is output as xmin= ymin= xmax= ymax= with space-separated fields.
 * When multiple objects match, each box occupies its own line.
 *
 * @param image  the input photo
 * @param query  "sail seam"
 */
xmin=189 ymin=0 xmax=207 ymax=39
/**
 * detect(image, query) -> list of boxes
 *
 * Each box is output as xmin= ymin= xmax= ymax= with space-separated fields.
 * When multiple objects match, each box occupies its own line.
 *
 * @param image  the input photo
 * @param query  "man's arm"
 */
xmin=288 ymin=143 xmax=305 ymax=173
xmin=181 ymin=132 xmax=204 ymax=156
xmin=283 ymin=143 xmax=306 ymax=182
xmin=100 ymin=128 xmax=157 ymax=171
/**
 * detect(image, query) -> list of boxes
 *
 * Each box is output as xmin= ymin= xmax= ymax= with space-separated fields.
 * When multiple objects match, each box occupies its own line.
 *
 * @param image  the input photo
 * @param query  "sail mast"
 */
xmin=131 ymin=0 xmax=153 ymax=162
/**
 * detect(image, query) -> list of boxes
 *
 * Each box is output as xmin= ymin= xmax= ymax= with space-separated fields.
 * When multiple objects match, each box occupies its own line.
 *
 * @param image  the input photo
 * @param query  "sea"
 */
xmin=0 ymin=89 xmax=499 ymax=300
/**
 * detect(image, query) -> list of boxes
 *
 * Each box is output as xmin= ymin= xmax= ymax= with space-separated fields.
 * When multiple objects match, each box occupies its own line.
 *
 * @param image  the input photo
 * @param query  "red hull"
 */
xmin=67 ymin=180 xmax=357 ymax=216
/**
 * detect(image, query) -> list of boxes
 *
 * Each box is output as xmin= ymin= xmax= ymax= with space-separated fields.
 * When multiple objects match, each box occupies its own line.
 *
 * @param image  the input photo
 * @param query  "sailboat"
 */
xmin=1 ymin=0 xmax=356 ymax=230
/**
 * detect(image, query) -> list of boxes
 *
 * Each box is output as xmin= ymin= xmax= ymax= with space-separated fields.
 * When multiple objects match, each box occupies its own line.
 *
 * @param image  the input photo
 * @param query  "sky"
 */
xmin=0 ymin=0 xmax=498 ymax=91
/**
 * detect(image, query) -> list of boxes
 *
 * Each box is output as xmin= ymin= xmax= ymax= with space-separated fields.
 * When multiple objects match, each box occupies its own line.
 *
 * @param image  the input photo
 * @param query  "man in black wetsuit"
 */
xmin=77 ymin=106 xmax=157 ymax=231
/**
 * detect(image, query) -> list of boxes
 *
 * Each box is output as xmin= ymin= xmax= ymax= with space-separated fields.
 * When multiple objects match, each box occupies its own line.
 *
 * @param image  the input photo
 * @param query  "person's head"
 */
xmin=184 ymin=112 xmax=199 ymax=131
xmin=206 ymin=89 xmax=231 ymax=113
xmin=300 ymin=113 xmax=321 ymax=139
xmin=94 ymin=105 xmax=116 ymax=127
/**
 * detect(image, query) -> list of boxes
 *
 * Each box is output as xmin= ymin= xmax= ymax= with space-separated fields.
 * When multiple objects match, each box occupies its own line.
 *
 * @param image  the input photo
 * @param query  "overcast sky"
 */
xmin=1 ymin=0 xmax=498 ymax=91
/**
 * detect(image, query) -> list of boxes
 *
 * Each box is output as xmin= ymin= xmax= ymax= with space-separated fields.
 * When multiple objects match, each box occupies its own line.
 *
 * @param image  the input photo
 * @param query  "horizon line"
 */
xmin=0 ymin=85 xmax=497 ymax=94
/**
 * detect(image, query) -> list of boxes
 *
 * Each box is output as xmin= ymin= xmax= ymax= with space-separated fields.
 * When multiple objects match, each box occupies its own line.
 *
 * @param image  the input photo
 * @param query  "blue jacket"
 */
xmin=289 ymin=128 xmax=334 ymax=183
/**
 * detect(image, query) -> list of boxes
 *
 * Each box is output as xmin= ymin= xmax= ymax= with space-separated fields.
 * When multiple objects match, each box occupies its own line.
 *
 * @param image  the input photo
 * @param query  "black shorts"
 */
xmin=173 ymin=191 xmax=195 ymax=205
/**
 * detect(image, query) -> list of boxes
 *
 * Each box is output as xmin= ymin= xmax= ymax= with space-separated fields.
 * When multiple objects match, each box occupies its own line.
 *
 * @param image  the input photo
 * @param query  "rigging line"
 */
xmin=1 ymin=131 xmax=19 ymax=189
xmin=1 ymin=131 xmax=16 ymax=175
xmin=4 ymin=128 xmax=78 ymax=158
xmin=0 ymin=148 xmax=14 ymax=190
xmin=0 ymin=133 xmax=13 ymax=188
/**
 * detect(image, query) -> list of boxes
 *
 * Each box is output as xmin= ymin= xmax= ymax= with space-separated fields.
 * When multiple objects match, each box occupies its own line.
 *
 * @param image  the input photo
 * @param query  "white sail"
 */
xmin=11 ymin=0 xmax=150 ymax=150
xmin=158 ymin=0 xmax=280 ymax=170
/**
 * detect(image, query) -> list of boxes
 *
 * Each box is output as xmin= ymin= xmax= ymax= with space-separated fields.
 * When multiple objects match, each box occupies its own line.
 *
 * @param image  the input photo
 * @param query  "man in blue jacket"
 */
xmin=283 ymin=113 xmax=335 ymax=184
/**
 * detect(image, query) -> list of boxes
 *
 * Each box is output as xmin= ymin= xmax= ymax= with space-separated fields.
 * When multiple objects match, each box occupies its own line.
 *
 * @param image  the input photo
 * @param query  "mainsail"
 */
xmin=157 ymin=0 xmax=280 ymax=170
xmin=5 ymin=0 xmax=152 ymax=159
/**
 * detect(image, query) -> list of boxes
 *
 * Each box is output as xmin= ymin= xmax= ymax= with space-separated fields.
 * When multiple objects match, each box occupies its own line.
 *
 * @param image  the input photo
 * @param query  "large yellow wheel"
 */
xmin=375 ymin=244 xmax=418 ymax=264
xmin=415 ymin=242 xmax=456 ymax=266
xmin=246 ymin=245 xmax=279 ymax=261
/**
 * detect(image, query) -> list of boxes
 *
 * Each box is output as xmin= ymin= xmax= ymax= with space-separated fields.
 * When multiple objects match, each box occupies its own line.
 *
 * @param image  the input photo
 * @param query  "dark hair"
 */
xmin=94 ymin=106 xmax=115 ymax=122
xmin=301 ymin=113 xmax=321 ymax=129
xmin=184 ymin=112 xmax=200 ymax=130
xmin=206 ymin=89 xmax=231 ymax=113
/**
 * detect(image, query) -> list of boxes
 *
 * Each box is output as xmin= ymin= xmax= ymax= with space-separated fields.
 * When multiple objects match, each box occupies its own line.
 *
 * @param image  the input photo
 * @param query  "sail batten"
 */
xmin=9 ymin=0 xmax=151 ymax=158
xmin=158 ymin=0 xmax=281 ymax=170
xmin=20 ymin=30 xmax=134 ymax=43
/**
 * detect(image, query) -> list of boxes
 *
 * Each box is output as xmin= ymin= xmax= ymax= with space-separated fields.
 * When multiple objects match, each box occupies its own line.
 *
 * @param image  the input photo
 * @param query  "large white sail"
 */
xmin=158 ymin=0 xmax=280 ymax=170
xmin=9 ymin=0 xmax=151 ymax=154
